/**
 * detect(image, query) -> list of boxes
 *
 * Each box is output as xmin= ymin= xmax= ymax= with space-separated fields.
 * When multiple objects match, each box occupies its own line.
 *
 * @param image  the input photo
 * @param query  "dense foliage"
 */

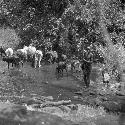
xmin=0 ymin=0 xmax=125 ymax=65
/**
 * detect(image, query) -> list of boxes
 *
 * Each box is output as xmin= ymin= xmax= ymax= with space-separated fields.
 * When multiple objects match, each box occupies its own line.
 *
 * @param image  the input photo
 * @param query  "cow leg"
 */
xmin=25 ymin=55 xmax=27 ymax=62
xmin=59 ymin=69 xmax=62 ymax=77
xmin=14 ymin=62 xmax=17 ymax=68
xmin=34 ymin=59 xmax=37 ymax=68
xmin=21 ymin=61 xmax=23 ymax=67
xmin=48 ymin=57 xmax=51 ymax=64
xmin=14 ymin=62 xmax=18 ymax=68
xmin=31 ymin=55 xmax=35 ymax=68
xmin=56 ymin=67 xmax=60 ymax=79
xmin=38 ymin=57 xmax=41 ymax=67
xmin=8 ymin=62 xmax=9 ymax=69
xmin=71 ymin=66 xmax=73 ymax=73
xmin=38 ymin=59 xmax=40 ymax=67
xmin=50 ymin=55 xmax=53 ymax=64
xmin=61 ymin=69 xmax=63 ymax=77
xmin=71 ymin=63 xmax=75 ymax=73
xmin=19 ymin=60 xmax=23 ymax=67
xmin=52 ymin=57 xmax=54 ymax=64
xmin=52 ymin=57 xmax=55 ymax=64
xmin=66 ymin=68 xmax=68 ymax=77
xmin=58 ymin=67 xmax=62 ymax=77
xmin=12 ymin=62 xmax=13 ymax=67
xmin=14 ymin=61 xmax=17 ymax=67
xmin=17 ymin=62 xmax=20 ymax=68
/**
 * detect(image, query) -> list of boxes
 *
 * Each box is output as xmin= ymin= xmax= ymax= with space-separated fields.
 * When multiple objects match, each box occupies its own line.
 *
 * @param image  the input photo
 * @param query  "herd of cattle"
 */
xmin=0 ymin=45 xmax=82 ymax=74
xmin=0 ymin=44 xmax=109 ymax=88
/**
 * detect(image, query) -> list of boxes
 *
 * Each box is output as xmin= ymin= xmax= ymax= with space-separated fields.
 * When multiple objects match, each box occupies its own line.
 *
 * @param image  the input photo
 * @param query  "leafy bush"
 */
xmin=0 ymin=27 xmax=20 ymax=49
xmin=96 ymin=42 xmax=125 ymax=82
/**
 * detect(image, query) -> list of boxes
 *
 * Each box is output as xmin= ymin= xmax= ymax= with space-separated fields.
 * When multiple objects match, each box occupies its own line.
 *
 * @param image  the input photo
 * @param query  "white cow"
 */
xmin=34 ymin=50 xmax=43 ymax=68
xmin=23 ymin=45 xmax=36 ymax=62
xmin=23 ymin=45 xmax=28 ymax=51
xmin=5 ymin=48 xmax=13 ymax=57
xmin=16 ymin=48 xmax=27 ymax=61
xmin=27 ymin=45 xmax=36 ymax=58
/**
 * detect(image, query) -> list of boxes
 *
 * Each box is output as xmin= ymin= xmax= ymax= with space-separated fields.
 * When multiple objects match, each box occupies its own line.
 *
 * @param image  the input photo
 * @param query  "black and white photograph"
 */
xmin=0 ymin=0 xmax=125 ymax=124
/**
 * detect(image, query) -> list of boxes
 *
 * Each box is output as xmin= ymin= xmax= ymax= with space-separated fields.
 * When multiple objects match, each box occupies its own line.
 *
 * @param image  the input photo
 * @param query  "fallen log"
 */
xmin=20 ymin=96 xmax=54 ymax=105
xmin=40 ymin=100 xmax=72 ymax=108
xmin=34 ymin=96 xmax=53 ymax=102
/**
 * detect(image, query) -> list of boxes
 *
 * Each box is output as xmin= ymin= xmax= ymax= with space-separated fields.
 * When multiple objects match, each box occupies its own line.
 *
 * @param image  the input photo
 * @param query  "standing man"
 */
xmin=81 ymin=50 xmax=93 ymax=88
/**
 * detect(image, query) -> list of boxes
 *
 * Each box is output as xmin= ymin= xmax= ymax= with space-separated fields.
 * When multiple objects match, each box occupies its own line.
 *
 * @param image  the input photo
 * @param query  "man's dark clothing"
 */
xmin=81 ymin=59 xmax=92 ymax=87
xmin=81 ymin=51 xmax=93 ymax=87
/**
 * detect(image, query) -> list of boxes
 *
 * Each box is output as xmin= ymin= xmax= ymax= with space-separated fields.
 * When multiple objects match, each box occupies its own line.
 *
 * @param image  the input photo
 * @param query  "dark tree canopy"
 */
xmin=0 ymin=0 xmax=124 ymax=61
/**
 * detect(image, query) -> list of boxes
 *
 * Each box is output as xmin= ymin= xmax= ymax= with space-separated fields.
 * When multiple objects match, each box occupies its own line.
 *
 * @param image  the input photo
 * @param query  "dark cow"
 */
xmin=70 ymin=59 xmax=82 ymax=73
xmin=44 ymin=51 xmax=58 ymax=64
xmin=44 ymin=52 xmax=53 ymax=64
xmin=2 ymin=56 xmax=23 ymax=69
xmin=56 ymin=61 xmax=68 ymax=78
xmin=56 ymin=54 xmax=67 ymax=63
xmin=0 ymin=46 xmax=6 ymax=57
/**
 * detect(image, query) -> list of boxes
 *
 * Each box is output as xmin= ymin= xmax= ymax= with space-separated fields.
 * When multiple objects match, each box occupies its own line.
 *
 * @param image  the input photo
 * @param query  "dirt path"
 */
xmin=0 ymin=58 xmax=100 ymax=104
xmin=20 ymin=62 xmax=84 ymax=103
xmin=1 ymin=59 xmax=125 ymax=125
